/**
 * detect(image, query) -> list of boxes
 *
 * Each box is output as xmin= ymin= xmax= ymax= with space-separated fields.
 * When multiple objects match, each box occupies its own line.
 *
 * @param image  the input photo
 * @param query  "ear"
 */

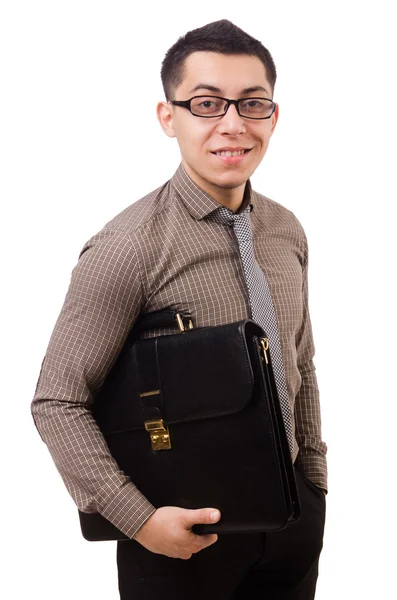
xmin=157 ymin=101 xmax=176 ymax=138
xmin=270 ymin=102 xmax=279 ymax=136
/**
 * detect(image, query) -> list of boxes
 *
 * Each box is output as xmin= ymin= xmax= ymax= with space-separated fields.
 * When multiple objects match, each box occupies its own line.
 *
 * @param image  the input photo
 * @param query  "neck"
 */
xmin=210 ymin=186 xmax=246 ymax=213
xmin=182 ymin=161 xmax=247 ymax=213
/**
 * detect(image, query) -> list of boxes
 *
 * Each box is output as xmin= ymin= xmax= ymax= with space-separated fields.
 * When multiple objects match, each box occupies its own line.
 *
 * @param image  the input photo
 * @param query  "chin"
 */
xmin=215 ymin=180 xmax=246 ymax=190
xmin=213 ymin=171 xmax=252 ymax=190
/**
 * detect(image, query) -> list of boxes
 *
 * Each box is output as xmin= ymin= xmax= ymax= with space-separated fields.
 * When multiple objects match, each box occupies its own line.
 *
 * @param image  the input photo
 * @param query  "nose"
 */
xmin=216 ymin=103 xmax=246 ymax=136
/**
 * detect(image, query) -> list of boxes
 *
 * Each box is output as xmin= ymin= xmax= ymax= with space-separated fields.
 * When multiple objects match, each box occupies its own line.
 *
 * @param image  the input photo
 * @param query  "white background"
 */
xmin=1 ymin=1 xmax=396 ymax=598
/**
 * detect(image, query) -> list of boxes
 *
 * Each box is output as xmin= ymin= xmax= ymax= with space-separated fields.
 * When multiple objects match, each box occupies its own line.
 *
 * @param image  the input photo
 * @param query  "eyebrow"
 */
xmin=188 ymin=84 xmax=270 ymax=96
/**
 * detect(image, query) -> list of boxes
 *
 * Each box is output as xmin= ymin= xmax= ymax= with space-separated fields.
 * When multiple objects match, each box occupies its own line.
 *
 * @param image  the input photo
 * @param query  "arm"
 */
xmin=31 ymin=227 xmax=156 ymax=538
xmin=293 ymin=236 xmax=328 ymax=493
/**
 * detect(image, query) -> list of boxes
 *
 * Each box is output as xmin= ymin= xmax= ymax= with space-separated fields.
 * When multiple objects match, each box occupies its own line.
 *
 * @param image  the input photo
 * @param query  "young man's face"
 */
xmin=157 ymin=51 xmax=278 ymax=205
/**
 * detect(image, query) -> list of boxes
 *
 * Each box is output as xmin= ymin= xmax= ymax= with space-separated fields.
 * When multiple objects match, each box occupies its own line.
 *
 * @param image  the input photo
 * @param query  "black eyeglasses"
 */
xmin=170 ymin=95 xmax=277 ymax=120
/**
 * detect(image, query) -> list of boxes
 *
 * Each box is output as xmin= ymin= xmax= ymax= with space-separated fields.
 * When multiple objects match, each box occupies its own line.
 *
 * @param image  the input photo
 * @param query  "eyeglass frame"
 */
xmin=169 ymin=95 xmax=277 ymax=120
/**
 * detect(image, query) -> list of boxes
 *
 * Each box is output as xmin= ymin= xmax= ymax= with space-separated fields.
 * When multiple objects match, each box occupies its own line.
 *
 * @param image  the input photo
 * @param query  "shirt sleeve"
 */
xmin=293 ymin=235 xmax=328 ymax=493
xmin=31 ymin=227 xmax=156 ymax=538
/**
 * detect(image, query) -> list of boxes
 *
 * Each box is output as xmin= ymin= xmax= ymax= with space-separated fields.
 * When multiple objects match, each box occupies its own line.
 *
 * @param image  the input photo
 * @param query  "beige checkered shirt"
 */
xmin=32 ymin=163 xmax=328 ymax=539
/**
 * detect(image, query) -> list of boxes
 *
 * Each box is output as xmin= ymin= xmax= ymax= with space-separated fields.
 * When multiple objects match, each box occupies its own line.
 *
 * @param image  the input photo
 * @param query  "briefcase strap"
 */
xmin=135 ymin=340 xmax=172 ymax=451
xmin=134 ymin=307 xmax=193 ymax=334
xmin=133 ymin=307 xmax=190 ymax=451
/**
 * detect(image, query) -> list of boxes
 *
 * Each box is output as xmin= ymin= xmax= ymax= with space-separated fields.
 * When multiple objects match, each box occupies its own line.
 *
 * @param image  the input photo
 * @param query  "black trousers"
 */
xmin=117 ymin=467 xmax=326 ymax=600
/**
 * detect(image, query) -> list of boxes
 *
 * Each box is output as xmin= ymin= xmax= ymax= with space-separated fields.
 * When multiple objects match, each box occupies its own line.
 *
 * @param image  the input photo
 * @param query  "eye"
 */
xmin=190 ymin=97 xmax=225 ymax=116
xmin=238 ymin=98 xmax=274 ymax=118
xmin=199 ymin=100 xmax=217 ymax=109
xmin=240 ymin=99 xmax=265 ymax=109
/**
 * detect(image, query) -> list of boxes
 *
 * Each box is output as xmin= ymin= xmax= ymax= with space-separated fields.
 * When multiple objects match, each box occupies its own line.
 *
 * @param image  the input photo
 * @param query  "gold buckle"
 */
xmin=176 ymin=313 xmax=194 ymax=332
xmin=259 ymin=338 xmax=269 ymax=364
xmin=144 ymin=419 xmax=172 ymax=450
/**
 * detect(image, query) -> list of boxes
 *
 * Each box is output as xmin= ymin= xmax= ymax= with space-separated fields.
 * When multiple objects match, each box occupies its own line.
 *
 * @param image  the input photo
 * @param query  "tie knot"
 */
xmin=208 ymin=205 xmax=251 ymax=233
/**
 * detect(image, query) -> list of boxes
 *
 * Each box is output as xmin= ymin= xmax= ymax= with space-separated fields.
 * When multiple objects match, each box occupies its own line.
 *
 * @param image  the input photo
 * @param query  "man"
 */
xmin=32 ymin=19 xmax=327 ymax=599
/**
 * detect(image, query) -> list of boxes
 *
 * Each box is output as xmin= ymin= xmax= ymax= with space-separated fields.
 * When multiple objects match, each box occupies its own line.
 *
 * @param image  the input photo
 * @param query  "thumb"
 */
xmin=183 ymin=508 xmax=221 ymax=526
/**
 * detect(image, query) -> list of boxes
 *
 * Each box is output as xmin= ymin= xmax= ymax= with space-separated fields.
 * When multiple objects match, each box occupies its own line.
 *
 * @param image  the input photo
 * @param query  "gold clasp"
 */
xmin=259 ymin=338 xmax=269 ymax=364
xmin=176 ymin=313 xmax=194 ymax=332
xmin=144 ymin=419 xmax=172 ymax=450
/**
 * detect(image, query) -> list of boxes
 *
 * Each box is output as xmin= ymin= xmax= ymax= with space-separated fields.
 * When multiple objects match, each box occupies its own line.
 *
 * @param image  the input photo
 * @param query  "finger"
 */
xmin=192 ymin=533 xmax=218 ymax=553
xmin=183 ymin=508 xmax=221 ymax=526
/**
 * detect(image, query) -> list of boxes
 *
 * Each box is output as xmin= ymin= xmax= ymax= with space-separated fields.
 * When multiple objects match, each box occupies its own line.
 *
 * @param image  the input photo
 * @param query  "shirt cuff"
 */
xmin=100 ymin=483 xmax=157 ymax=539
xmin=294 ymin=451 xmax=328 ymax=494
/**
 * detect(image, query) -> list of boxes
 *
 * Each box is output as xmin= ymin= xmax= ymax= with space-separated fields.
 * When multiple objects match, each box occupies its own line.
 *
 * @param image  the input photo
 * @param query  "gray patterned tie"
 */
xmin=207 ymin=203 xmax=294 ymax=455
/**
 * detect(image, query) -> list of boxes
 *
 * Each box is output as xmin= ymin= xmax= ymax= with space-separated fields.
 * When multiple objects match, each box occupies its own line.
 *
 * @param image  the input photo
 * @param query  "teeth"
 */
xmin=216 ymin=150 xmax=246 ymax=157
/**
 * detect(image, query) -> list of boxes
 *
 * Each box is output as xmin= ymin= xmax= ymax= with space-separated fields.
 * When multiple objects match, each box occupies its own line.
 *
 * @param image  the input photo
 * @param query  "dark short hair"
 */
xmin=161 ymin=20 xmax=277 ymax=101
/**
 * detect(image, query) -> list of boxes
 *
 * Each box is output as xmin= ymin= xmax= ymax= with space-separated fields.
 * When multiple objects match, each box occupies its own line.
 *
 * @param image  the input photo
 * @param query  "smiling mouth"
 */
xmin=211 ymin=149 xmax=251 ymax=157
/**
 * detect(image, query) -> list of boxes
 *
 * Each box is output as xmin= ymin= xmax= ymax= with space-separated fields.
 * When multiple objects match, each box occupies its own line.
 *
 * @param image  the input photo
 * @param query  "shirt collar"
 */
xmin=171 ymin=163 xmax=254 ymax=221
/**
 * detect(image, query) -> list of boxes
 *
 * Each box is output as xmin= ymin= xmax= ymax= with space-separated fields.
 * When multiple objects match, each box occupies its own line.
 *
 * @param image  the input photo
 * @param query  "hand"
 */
xmin=133 ymin=506 xmax=221 ymax=559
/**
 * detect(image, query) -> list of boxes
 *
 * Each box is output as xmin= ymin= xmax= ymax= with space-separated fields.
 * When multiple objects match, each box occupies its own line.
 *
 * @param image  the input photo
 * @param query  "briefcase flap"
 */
xmin=93 ymin=319 xmax=265 ymax=435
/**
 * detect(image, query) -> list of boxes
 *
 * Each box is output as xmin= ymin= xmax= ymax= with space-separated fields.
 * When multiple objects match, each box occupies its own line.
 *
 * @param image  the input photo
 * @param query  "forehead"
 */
xmin=178 ymin=51 xmax=271 ymax=96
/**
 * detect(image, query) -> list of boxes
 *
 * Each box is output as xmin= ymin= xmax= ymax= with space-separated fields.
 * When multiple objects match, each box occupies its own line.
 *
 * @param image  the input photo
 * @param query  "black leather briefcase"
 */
xmin=78 ymin=308 xmax=301 ymax=541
